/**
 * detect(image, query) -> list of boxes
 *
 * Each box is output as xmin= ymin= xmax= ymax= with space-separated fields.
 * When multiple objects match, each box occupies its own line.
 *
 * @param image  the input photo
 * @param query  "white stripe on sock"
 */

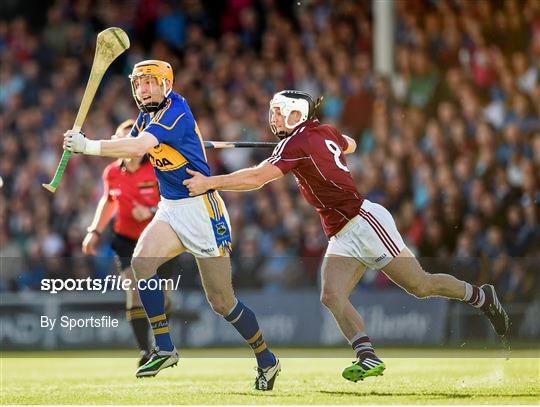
xmin=229 ymin=309 xmax=244 ymax=324
xmin=226 ymin=299 xmax=239 ymax=317
xmin=354 ymin=344 xmax=373 ymax=351
xmin=463 ymin=282 xmax=473 ymax=301
xmin=349 ymin=331 xmax=368 ymax=345
xmin=477 ymin=288 xmax=486 ymax=308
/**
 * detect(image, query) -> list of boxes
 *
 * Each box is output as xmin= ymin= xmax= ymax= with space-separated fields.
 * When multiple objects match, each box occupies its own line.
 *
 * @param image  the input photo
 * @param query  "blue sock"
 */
xmin=225 ymin=300 xmax=276 ymax=368
xmin=137 ymin=274 xmax=174 ymax=352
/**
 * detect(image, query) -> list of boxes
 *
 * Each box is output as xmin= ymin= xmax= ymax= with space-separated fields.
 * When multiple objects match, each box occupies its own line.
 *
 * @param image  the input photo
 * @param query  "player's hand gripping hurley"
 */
xmin=42 ymin=27 xmax=130 ymax=193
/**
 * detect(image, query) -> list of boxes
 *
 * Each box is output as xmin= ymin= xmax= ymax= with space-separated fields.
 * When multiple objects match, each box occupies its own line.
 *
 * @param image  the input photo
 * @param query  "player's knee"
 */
xmin=320 ymin=290 xmax=343 ymax=310
xmin=130 ymin=256 xmax=153 ymax=280
xmin=406 ymin=280 xmax=432 ymax=299
xmin=206 ymin=294 xmax=230 ymax=316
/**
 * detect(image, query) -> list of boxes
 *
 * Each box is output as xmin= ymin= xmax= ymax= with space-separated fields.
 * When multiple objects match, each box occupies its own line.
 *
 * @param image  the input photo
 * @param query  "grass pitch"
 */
xmin=1 ymin=348 xmax=538 ymax=404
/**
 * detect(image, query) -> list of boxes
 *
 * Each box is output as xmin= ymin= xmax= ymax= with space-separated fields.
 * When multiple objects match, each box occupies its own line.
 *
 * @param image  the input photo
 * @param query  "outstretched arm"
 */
xmin=183 ymin=161 xmax=284 ymax=196
xmin=99 ymin=132 xmax=158 ymax=157
xmin=63 ymin=130 xmax=159 ymax=158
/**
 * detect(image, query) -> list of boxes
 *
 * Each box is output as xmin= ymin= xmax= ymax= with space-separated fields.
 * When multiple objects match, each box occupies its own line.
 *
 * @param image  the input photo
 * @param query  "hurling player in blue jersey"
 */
xmin=63 ymin=60 xmax=280 ymax=390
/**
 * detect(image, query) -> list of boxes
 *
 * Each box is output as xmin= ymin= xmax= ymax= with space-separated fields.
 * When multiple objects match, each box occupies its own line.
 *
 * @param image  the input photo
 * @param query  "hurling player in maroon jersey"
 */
xmin=83 ymin=119 xmax=173 ymax=367
xmin=184 ymin=90 xmax=509 ymax=382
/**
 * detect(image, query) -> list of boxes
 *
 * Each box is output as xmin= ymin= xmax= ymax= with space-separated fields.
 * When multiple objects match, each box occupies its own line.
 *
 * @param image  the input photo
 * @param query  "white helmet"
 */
xmin=269 ymin=90 xmax=319 ymax=139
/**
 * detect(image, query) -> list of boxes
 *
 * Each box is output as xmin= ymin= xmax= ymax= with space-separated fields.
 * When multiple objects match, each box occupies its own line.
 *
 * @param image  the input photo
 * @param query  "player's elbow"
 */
xmin=132 ymin=150 xmax=146 ymax=158
xmin=130 ymin=133 xmax=157 ymax=157
xmin=251 ymin=175 xmax=266 ymax=189
xmin=125 ymin=151 xmax=145 ymax=159
xmin=242 ymin=178 xmax=265 ymax=191
xmin=248 ymin=163 xmax=282 ymax=189
xmin=251 ymin=170 xmax=274 ymax=189
xmin=129 ymin=143 xmax=149 ymax=157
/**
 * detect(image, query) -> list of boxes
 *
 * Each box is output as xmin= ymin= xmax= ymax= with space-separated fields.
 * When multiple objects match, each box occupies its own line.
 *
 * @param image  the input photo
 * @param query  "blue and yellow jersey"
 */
xmin=131 ymin=91 xmax=209 ymax=200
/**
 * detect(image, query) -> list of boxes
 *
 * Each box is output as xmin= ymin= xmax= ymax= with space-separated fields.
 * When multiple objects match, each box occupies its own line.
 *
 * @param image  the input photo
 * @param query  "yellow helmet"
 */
xmin=129 ymin=60 xmax=174 ymax=113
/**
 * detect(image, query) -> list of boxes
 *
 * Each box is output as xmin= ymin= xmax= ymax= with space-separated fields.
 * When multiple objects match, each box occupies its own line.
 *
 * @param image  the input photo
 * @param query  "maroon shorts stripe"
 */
xmin=359 ymin=210 xmax=399 ymax=257
xmin=361 ymin=209 xmax=400 ymax=255
xmin=359 ymin=212 xmax=399 ymax=257
xmin=360 ymin=209 xmax=401 ymax=256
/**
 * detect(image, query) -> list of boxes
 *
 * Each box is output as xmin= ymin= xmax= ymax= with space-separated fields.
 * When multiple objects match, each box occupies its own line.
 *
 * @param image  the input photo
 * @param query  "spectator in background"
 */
xmin=407 ymin=49 xmax=439 ymax=110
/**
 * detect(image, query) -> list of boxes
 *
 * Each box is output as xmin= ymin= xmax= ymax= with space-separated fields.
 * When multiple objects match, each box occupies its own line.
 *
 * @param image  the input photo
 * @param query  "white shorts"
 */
xmin=325 ymin=199 xmax=405 ymax=269
xmin=154 ymin=191 xmax=232 ymax=258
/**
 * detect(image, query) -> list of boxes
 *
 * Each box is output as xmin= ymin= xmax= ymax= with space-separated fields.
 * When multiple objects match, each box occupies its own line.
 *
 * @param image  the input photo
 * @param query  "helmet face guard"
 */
xmin=129 ymin=60 xmax=174 ymax=113
xmin=268 ymin=90 xmax=317 ymax=139
xmin=130 ymin=74 xmax=167 ymax=113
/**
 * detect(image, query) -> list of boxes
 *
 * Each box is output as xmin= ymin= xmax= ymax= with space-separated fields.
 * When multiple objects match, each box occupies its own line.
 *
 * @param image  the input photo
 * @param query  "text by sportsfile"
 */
xmin=41 ymin=315 xmax=119 ymax=331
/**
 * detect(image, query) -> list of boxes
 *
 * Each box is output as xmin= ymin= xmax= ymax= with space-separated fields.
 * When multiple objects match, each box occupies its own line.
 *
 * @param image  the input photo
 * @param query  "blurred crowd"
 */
xmin=0 ymin=0 xmax=538 ymax=303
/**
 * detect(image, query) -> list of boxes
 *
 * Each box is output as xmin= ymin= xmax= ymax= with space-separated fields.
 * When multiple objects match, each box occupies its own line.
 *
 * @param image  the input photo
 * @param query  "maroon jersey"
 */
xmin=266 ymin=119 xmax=364 ymax=237
xmin=102 ymin=159 xmax=160 ymax=240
